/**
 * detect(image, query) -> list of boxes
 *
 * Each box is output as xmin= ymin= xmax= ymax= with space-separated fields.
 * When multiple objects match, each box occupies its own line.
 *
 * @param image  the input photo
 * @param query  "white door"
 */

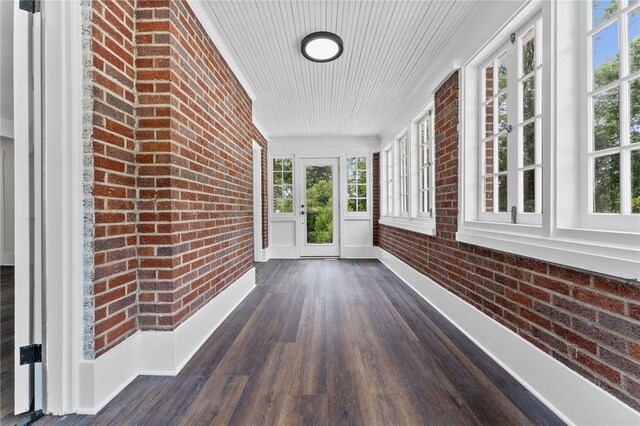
xmin=299 ymin=158 xmax=340 ymax=257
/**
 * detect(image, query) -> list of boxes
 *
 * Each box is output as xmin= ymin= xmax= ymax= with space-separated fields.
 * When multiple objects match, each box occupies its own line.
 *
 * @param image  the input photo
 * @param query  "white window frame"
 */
xmin=384 ymin=144 xmax=394 ymax=216
xmin=458 ymin=0 xmax=640 ymax=281
xmin=582 ymin=0 xmax=640 ymax=230
xmin=413 ymin=103 xmax=436 ymax=219
xmin=398 ymin=131 xmax=409 ymax=216
xmin=270 ymin=155 xmax=294 ymax=216
xmin=380 ymin=105 xmax=437 ymax=236
xmin=345 ymin=155 xmax=369 ymax=214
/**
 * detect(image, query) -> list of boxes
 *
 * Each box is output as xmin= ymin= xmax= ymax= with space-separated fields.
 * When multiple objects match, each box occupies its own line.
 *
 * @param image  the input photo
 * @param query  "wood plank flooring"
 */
xmin=38 ymin=259 xmax=564 ymax=425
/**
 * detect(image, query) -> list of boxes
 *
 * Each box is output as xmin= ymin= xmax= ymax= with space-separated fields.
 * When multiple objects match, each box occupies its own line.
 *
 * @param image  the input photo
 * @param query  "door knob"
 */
xmin=300 ymin=211 xmax=305 ymax=215
xmin=301 ymin=204 xmax=305 ymax=208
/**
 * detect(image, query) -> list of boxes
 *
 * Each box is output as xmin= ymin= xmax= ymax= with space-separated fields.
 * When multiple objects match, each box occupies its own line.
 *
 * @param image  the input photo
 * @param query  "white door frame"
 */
xmin=252 ymin=141 xmax=264 ymax=262
xmin=298 ymin=158 xmax=340 ymax=257
xmin=13 ymin=0 xmax=33 ymax=414
xmin=39 ymin=0 xmax=84 ymax=415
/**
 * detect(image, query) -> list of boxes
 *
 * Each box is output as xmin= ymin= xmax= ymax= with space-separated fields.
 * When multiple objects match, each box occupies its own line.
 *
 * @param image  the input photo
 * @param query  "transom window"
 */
xmin=480 ymin=15 xmax=543 ymax=223
xmin=272 ymin=157 xmax=293 ymax=214
xmin=346 ymin=156 xmax=368 ymax=213
xmin=588 ymin=0 xmax=640 ymax=215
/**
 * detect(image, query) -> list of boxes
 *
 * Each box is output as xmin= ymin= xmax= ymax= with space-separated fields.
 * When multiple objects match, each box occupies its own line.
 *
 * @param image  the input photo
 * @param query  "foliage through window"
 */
xmin=589 ymin=0 xmax=640 ymax=214
xmin=347 ymin=156 xmax=368 ymax=213
xmin=386 ymin=148 xmax=393 ymax=215
xmin=272 ymin=157 xmax=293 ymax=213
xmin=305 ymin=165 xmax=333 ymax=244
xmin=480 ymin=16 xmax=543 ymax=221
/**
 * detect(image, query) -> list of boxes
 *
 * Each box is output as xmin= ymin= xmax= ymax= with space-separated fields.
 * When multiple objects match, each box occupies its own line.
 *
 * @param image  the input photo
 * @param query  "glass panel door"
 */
xmin=300 ymin=158 xmax=339 ymax=257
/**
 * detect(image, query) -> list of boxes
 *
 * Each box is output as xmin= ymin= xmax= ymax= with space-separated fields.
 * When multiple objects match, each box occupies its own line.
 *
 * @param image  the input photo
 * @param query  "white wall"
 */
xmin=268 ymin=137 xmax=380 ymax=259
xmin=1 ymin=136 xmax=14 ymax=265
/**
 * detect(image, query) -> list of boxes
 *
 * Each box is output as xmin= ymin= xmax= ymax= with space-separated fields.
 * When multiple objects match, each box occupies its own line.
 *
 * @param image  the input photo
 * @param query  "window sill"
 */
xmin=456 ymin=223 xmax=640 ymax=281
xmin=379 ymin=217 xmax=436 ymax=236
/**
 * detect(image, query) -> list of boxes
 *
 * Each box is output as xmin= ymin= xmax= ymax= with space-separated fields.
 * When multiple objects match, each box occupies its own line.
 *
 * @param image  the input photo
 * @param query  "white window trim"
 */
xmin=380 ymin=108 xmax=437 ymax=237
xmin=412 ymin=102 xmax=436 ymax=220
xmin=458 ymin=0 xmax=640 ymax=281
xmin=269 ymin=155 xmax=295 ymax=217
xmin=397 ymin=130 xmax=409 ymax=217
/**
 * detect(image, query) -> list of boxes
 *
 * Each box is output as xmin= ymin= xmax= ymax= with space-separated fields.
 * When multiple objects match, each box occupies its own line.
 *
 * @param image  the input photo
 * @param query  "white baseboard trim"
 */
xmin=267 ymin=246 xmax=296 ymax=258
xmin=341 ymin=246 xmax=379 ymax=258
xmin=378 ymin=248 xmax=640 ymax=425
xmin=76 ymin=267 xmax=256 ymax=415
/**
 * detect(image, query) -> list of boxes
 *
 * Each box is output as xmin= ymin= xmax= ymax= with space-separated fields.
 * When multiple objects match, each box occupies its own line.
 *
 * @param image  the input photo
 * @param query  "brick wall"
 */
xmin=377 ymin=71 xmax=640 ymax=411
xmin=90 ymin=0 xmax=267 ymax=356
xmin=91 ymin=0 xmax=139 ymax=356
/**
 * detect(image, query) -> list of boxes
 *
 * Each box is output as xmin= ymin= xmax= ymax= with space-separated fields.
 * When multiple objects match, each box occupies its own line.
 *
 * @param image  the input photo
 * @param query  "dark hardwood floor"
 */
xmin=38 ymin=259 xmax=563 ymax=425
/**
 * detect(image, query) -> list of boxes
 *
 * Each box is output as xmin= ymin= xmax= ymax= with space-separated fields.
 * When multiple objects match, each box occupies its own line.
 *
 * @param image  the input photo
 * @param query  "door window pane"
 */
xmin=306 ymin=165 xmax=333 ymax=244
xmin=272 ymin=157 xmax=293 ymax=213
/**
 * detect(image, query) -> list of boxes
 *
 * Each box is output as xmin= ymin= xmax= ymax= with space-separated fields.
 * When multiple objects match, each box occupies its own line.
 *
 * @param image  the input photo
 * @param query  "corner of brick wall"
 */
xmin=377 ymin=70 xmax=640 ymax=410
xmin=90 ymin=0 xmax=267 ymax=355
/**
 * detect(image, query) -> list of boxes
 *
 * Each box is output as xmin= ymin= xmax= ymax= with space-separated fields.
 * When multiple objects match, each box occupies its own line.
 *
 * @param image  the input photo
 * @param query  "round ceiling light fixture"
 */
xmin=301 ymin=31 xmax=343 ymax=63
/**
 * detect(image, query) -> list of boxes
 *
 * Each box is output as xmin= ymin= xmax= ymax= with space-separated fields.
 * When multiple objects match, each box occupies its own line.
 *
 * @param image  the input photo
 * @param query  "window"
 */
xmin=272 ymin=157 xmax=293 ymax=213
xmin=399 ymin=134 xmax=409 ymax=214
xmin=380 ymin=109 xmax=436 ymax=235
xmin=347 ymin=156 xmax=368 ymax=213
xmin=480 ymin=15 xmax=543 ymax=223
xmin=588 ymin=0 xmax=640 ymax=216
xmin=459 ymin=1 xmax=640 ymax=280
xmin=386 ymin=147 xmax=393 ymax=216
xmin=418 ymin=113 xmax=435 ymax=216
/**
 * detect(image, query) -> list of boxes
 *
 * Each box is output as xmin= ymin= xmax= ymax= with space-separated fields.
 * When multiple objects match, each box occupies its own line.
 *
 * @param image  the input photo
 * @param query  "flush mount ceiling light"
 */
xmin=301 ymin=31 xmax=343 ymax=63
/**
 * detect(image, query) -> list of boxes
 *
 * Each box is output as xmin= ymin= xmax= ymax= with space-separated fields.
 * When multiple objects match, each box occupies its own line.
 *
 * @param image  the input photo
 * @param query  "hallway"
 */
xmin=39 ymin=260 xmax=561 ymax=425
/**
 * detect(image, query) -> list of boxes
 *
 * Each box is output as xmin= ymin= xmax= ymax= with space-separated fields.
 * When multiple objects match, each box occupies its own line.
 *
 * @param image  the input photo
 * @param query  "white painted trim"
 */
xmin=377 ymin=248 xmax=640 ymax=425
xmin=252 ymin=141 xmax=264 ymax=262
xmin=378 ymin=217 xmax=436 ymax=236
xmin=340 ymin=246 xmax=378 ymax=259
xmin=187 ymin=0 xmax=256 ymax=101
xmin=41 ymin=0 xmax=85 ymax=415
xmin=76 ymin=268 xmax=256 ymax=415
xmin=0 ymin=118 xmax=13 ymax=138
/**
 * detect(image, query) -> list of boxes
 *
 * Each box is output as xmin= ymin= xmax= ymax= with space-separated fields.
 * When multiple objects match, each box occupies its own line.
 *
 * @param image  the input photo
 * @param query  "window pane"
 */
xmin=274 ymin=199 xmax=284 ymax=213
xmin=632 ymin=150 xmax=640 ymax=213
xmin=498 ymin=93 xmax=508 ymax=131
xmin=498 ymin=52 xmax=508 ymax=90
xmin=356 ymin=157 xmax=367 ymax=170
xmin=593 ymin=87 xmax=620 ymax=150
xmin=274 ymin=185 xmax=282 ymax=199
xmin=273 ymin=158 xmax=283 ymax=171
xmin=485 ymin=102 xmax=494 ymax=137
xmin=485 ymin=64 xmax=494 ymax=99
xmin=498 ymin=175 xmax=508 ymax=212
xmin=523 ymin=76 xmax=535 ymax=121
xmin=274 ymin=172 xmax=283 ymax=185
xmin=347 ymin=184 xmax=357 ymax=198
xmin=484 ymin=140 xmax=494 ymax=175
xmin=357 ymin=199 xmax=367 ymax=212
xmin=523 ymin=122 xmax=536 ymax=166
xmin=593 ymin=153 xmax=621 ymax=213
xmin=357 ymin=185 xmax=366 ymax=198
xmin=592 ymin=0 xmax=618 ymax=29
xmin=306 ymin=166 xmax=333 ymax=244
xmin=358 ymin=171 xmax=366 ymax=184
xmin=630 ymin=7 xmax=640 ymax=74
xmin=283 ymin=172 xmax=292 ymax=185
xmin=592 ymin=22 xmax=619 ymax=89
xmin=282 ymin=158 xmax=292 ymax=171
xmin=484 ymin=177 xmax=494 ymax=212
xmin=523 ymin=169 xmax=536 ymax=213
xmin=347 ymin=199 xmax=356 ymax=212
xmin=498 ymin=134 xmax=508 ymax=172
xmin=522 ymin=29 xmax=535 ymax=75
xmin=631 ymin=78 xmax=640 ymax=144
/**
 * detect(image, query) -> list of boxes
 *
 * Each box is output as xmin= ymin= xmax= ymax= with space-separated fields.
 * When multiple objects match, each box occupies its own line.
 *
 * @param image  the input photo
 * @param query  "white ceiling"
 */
xmin=202 ymin=0 xmax=477 ymax=139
